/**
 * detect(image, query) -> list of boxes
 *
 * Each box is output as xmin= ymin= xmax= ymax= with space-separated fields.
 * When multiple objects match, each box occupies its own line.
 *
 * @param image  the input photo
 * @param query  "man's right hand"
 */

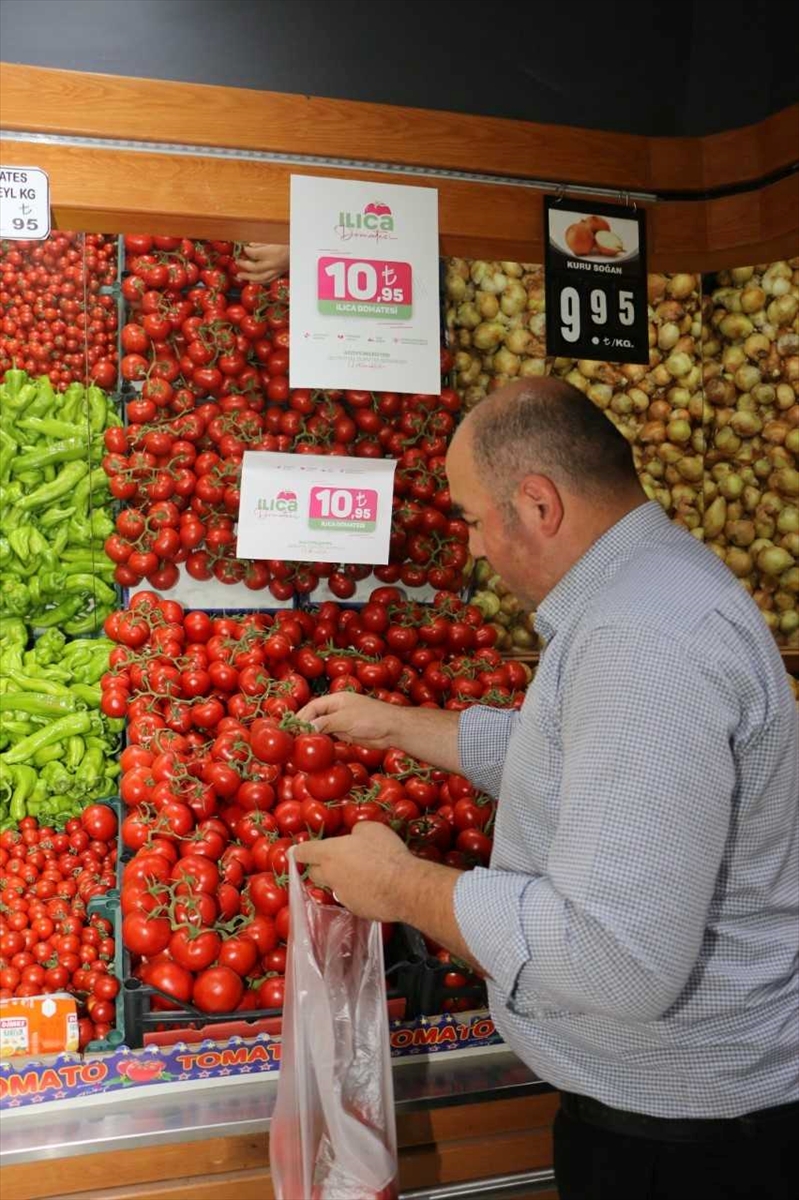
xmin=296 ymin=693 xmax=464 ymax=774
xmin=296 ymin=693 xmax=400 ymax=749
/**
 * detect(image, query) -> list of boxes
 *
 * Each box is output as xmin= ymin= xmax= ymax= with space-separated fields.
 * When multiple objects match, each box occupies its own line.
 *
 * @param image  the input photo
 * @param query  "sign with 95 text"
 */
xmin=236 ymin=451 xmax=397 ymax=564
xmin=290 ymin=175 xmax=441 ymax=394
xmin=544 ymin=195 xmax=649 ymax=364
xmin=0 ymin=167 xmax=51 ymax=241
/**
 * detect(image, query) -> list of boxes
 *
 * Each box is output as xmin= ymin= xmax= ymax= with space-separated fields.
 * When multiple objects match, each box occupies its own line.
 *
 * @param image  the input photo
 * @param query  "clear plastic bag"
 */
xmin=271 ymin=852 xmax=398 ymax=1200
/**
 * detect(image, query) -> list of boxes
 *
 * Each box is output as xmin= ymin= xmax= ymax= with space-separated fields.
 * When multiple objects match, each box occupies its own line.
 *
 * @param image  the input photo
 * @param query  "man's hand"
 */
xmin=297 ymin=693 xmax=463 ymax=772
xmin=293 ymin=823 xmax=411 ymax=921
xmin=297 ymin=693 xmax=402 ymax=750
xmin=235 ymin=244 xmax=290 ymax=283
xmin=293 ymin=824 xmax=485 ymax=973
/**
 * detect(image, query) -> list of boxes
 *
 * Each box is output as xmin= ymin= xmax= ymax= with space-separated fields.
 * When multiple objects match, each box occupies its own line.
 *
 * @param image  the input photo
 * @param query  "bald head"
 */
xmin=458 ymin=377 xmax=641 ymax=511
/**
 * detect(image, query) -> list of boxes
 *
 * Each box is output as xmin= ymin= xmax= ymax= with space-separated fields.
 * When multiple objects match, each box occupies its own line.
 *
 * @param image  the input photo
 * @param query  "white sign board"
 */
xmin=237 ymin=451 xmax=397 ymax=565
xmin=289 ymin=174 xmax=440 ymax=394
xmin=0 ymin=167 xmax=51 ymax=240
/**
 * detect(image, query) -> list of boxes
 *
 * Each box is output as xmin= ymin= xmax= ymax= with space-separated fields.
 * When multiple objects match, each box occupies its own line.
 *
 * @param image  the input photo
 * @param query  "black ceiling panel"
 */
xmin=1 ymin=0 xmax=797 ymax=139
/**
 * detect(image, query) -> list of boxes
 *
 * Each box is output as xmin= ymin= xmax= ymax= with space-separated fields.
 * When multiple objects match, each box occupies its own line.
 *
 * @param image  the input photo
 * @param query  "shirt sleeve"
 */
xmin=453 ymin=626 xmax=738 ymax=1022
xmin=458 ymin=704 xmax=519 ymax=798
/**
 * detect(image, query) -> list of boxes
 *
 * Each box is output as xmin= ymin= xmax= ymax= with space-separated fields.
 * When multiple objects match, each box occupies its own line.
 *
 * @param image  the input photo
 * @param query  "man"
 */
xmin=295 ymin=378 xmax=799 ymax=1200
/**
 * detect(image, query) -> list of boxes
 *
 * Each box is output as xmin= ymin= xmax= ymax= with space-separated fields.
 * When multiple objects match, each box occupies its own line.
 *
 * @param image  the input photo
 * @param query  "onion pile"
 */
xmin=445 ymin=260 xmax=547 ymax=408
xmin=447 ymin=262 xmax=703 ymax=528
xmin=450 ymin=257 xmax=799 ymax=651
xmin=701 ymin=261 xmax=799 ymax=645
xmin=470 ymin=559 xmax=540 ymax=654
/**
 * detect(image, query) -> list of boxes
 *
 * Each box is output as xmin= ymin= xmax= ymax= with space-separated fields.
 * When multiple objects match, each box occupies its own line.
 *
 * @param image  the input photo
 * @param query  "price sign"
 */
xmin=290 ymin=175 xmax=440 ymax=393
xmin=318 ymin=257 xmax=412 ymax=319
xmin=0 ymin=167 xmax=51 ymax=241
xmin=543 ymin=196 xmax=649 ymax=365
xmin=237 ymin=451 xmax=396 ymax=564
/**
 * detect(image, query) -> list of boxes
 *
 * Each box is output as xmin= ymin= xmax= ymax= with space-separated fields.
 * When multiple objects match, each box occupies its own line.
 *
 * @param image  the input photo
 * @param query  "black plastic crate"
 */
xmin=397 ymin=924 xmax=487 ymax=1016
xmin=119 ymin=916 xmax=413 ymax=1049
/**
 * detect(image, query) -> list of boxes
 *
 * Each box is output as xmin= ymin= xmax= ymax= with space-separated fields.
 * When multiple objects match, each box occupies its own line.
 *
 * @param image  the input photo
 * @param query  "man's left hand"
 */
xmin=293 ymin=823 xmax=412 ymax=922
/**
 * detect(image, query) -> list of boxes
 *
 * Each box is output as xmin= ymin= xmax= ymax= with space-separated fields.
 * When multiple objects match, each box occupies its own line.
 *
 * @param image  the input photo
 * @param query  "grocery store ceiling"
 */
xmin=1 ymin=0 xmax=798 ymax=139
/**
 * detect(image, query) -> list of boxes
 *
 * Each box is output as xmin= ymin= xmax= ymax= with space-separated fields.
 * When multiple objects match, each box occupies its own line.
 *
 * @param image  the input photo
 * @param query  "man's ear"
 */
xmin=516 ymin=474 xmax=564 ymax=537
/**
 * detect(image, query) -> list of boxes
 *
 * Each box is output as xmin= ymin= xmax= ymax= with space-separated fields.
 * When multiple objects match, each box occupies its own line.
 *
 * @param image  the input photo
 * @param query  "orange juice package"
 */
xmin=0 ymin=994 xmax=79 ymax=1059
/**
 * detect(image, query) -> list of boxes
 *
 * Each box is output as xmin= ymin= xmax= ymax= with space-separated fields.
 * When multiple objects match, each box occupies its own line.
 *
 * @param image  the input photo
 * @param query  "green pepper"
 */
xmin=3 ymin=670 xmax=72 ymax=697
xmin=0 ymin=618 xmax=28 ymax=652
xmin=1 ymin=369 xmax=31 ymax=400
xmin=71 ymin=653 xmax=111 ymax=686
xmin=79 ymin=742 xmax=105 ymax=786
xmin=0 ymin=710 xmax=97 ymax=765
xmin=69 ymin=683 xmax=101 ymax=708
xmin=0 ymin=579 xmax=31 ymax=617
xmin=39 ymin=761 xmax=71 ymax=791
xmin=7 ymin=527 xmax=32 ymax=563
xmin=90 ymin=510 xmax=114 ymax=540
xmin=0 ymin=427 xmax=18 ymax=483
xmin=59 ymin=382 xmax=86 ymax=424
xmin=63 ymin=610 xmax=111 ymax=636
xmin=8 ymin=765 xmax=37 ymax=823
xmin=31 ymin=628 xmax=66 ymax=665
xmin=17 ymin=461 xmax=89 ymax=512
xmin=0 ymin=719 xmax=35 ymax=739
xmin=65 ymin=736 xmax=85 ymax=771
xmin=87 ymin=386 xmax=107 ymax=433
xmin=32 ymin=742 xmax=66 ymax=768
xmin=61 ymin=575 xmax=117 ymax=606
xmin=17 ymin=416 xmax=85 ymax=441
xmin=37 ymin=505 xmax=76 ymax=530
xmin=13 ymin=436 xmax=89 ymax=472
xmin=28 ymin=596 xmax=84 ymax=628
xmin=27 ymin=376 xmax=59 ymax=418
xmin=0 ymin=692 xmax=76 ymax=717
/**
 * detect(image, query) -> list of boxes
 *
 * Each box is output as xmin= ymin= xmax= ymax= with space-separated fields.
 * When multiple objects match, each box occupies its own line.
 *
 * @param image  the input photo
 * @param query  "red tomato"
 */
xmin=248 ymin=872 xmax=288 ymax=917
xmin=218 ymin=935 xmax=259 ymax=977
xmin=254 ymin=975 xmax=285 ymax=1009
xmin=292 ymin=733 xmax=335 ymax=773
xmin=169 ymin=927 xmax=222 ymax=972
xmin=192 ymin=966 xmax=243 ymax=1013
xmin=305 ymin=763 xmax=353 ymax=802
xmin=122 ymin=912 xmax=171 ymax=957
xmin=250 ymin=719 xmax=294 ymax=765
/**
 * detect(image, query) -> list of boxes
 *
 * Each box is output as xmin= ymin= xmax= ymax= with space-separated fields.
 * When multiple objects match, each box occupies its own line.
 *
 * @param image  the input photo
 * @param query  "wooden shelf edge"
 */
xmin=1 ymin=65 xmax=797 ymax=196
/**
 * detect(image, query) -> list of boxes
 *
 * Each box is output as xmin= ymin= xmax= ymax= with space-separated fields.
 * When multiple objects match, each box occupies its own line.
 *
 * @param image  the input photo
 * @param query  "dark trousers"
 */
xmin=553 ymin=1091 xmax=799 ymax=1200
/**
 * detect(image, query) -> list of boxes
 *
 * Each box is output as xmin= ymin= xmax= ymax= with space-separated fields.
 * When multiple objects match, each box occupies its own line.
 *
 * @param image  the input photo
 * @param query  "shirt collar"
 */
xmin=535 ymin=501 xmax=670 ymax=644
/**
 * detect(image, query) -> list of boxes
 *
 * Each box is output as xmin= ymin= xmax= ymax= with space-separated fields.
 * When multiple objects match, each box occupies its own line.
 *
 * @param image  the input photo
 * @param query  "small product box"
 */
xmin=0 ymin=994 xmax=79 ymax=1058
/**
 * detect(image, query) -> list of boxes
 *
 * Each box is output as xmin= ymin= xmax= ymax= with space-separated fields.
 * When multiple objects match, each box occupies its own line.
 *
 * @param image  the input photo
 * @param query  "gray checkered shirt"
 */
xmin=454 ymin=501 xmax=799 ymax=1118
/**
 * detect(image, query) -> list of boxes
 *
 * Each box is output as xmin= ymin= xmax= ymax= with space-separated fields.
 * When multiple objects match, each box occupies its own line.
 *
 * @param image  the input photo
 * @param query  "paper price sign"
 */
xmin=237 ymin=452 xmax=396 ymax=564
xmin=318 ymin=257 xmax=413 ymax=319
xmin=290 ymin=175 xmax=440 ymax=393
xmin=0 ymin=167 xmax=51 ymax=241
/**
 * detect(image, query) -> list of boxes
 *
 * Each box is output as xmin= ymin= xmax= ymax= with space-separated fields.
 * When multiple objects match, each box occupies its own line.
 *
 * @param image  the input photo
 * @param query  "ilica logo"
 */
xmin=254 ymin=489 xmax=298 ymax=519
xmin=334 ymin=200 xmax=395 ymax=242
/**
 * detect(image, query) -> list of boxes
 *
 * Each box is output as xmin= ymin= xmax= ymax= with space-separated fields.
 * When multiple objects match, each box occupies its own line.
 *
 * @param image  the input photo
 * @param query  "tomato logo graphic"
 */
xmin=116 ymin=1058 xmax=170 ymax=1084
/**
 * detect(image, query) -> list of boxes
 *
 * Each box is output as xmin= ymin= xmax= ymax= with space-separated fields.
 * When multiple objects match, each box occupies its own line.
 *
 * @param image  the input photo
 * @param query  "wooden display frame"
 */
xmin=2 ymin=1091 xmax=560 ymax=1200
xmin=1 ymin=65 xmax=797 ymax=269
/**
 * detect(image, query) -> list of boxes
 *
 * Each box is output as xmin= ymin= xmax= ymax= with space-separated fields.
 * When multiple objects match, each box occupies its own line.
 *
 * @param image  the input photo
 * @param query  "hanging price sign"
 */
xmin=237 ymin=452 xmax=396 ymax=564
xmin=290 ymin=175 xmax=440 ymax=393
xmin=0 ymin=167 xmax=51 ymax=241
xmin=543 ymin=196 xmax=649 ymax=365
